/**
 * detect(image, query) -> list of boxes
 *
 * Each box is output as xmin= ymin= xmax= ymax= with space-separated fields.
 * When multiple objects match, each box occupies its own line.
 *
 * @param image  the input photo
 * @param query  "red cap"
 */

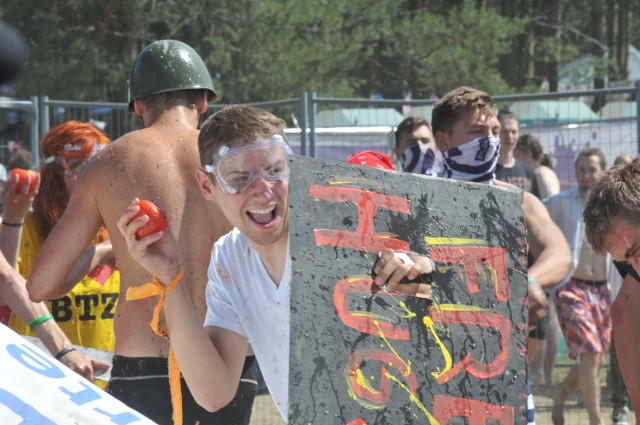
xmin=345 ymin=151 xmax=395 ymax=171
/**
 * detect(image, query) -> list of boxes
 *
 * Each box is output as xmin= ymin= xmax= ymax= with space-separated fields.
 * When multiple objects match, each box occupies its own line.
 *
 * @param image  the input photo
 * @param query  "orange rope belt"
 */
xmin=126 ymin=265 xmax=184 ymax=425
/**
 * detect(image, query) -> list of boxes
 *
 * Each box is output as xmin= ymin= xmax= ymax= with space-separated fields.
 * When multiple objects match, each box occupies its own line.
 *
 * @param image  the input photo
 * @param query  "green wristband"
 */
xmin=29 ymin=313 xmax=54 ymax=331
xmin=528 ymin=277 xmax=538 ymax=286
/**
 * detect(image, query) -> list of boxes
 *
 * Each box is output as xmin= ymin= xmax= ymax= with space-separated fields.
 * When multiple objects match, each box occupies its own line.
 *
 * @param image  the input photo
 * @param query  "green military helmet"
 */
xmin=128 ymin=39 xmax=217 ymax=109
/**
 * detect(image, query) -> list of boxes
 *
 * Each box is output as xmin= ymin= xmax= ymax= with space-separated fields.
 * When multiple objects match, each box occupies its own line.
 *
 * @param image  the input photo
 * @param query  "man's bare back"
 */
xmin=28 ymin=107 xmax=232 ymax=357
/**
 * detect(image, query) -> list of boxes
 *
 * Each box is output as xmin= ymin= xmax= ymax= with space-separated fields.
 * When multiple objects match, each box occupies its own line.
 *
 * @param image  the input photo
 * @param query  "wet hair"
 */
xmin=138 ymin=89 xmax=204 ymax=113
xmin=585 ymin=163 xmax=640 ymax=253
xmin=33 ymin=120 xmax=110 ymax=238
xmin=395 ymin=116 xmax=431 ymax=148
xmin=198 ymin=105 xmax=286 ymax=169
xmin=431 ymin=86 xmax=497 ymax=134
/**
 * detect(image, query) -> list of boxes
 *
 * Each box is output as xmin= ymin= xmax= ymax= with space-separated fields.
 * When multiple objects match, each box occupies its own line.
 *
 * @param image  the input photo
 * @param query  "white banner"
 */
xmin=0 ymin=324 xmax=156 ymax=424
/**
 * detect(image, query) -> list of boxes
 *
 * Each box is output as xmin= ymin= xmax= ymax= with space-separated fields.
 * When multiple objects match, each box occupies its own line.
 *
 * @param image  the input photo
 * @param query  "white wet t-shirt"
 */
xmin=204 ymin=228 xmax=291 ymax=421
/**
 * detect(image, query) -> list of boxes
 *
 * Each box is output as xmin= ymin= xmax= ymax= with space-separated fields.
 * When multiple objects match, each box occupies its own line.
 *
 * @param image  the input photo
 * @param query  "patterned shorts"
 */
xmin=554 ymin=278 xmax=612 ymax=360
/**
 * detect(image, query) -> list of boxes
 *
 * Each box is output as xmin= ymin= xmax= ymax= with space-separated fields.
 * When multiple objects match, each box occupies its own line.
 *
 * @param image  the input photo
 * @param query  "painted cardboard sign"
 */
xmin=288 ymin=156 xmax=528 ymax=424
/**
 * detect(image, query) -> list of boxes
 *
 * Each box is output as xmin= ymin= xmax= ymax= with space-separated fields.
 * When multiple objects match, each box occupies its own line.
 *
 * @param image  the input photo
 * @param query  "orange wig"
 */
xmin=33 ymin=120 xmax=110 ymax=239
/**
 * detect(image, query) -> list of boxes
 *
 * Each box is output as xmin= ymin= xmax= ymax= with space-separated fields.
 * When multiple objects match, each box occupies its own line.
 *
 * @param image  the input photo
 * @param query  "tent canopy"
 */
xmin=599 ymin=101 xmax=637 ymax=119
xmin=508 ymin=100 xmax=599 ymax=125
xmin=316 ymin=107 xmax=404 ymax=127
xmin=404 ymin=105 xmax=435 ymax=123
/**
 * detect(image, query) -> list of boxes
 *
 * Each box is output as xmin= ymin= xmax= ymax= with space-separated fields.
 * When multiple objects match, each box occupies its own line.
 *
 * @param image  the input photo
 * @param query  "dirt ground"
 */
xmin=249 ymin=386 xmax=636 ymax=425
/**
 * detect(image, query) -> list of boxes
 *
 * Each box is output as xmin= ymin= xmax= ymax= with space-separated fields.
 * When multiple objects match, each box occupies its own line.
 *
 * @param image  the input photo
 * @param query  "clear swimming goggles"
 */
xmin=204 ymin=135 xmax=293 ymax=194
xmin=44 ymin=143 xmax=105 ymax=176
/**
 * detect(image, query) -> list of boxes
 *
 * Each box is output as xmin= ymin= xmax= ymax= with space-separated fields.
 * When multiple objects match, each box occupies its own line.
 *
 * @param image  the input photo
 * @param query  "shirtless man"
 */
xmin=545 ymin=148 xmax=611 ymax=425
xmin=583 ymin=162 xmax=640 ymax=418
xmin=27 ymin=40 xmax=255 ymax=425
xmin=430 ymin=86 xmax=573 ymax=425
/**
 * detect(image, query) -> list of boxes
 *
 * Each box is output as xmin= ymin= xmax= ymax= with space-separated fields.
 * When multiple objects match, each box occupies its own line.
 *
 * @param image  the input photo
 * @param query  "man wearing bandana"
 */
xmin=394 ymin=116 xmax=438 ymax=176
xmin=430 ymin=86 xmax=573 ymax=425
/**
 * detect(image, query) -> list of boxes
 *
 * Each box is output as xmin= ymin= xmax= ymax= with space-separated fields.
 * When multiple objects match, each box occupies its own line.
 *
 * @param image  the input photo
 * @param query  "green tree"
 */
xmin=1 ymin=0 xmax=637 ymax=103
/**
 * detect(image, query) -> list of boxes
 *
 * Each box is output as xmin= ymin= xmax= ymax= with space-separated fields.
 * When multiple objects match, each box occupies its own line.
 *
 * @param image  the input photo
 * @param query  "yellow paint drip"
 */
xmin=425 ymin=237 xmax=487 ymax=246
xmin=423 ymin=316 xmax=452 ymax=379
xmin=384 ymin=371 xmax=440 ymax=425
xmin=373 ymin=320 xmax=412 ymax=377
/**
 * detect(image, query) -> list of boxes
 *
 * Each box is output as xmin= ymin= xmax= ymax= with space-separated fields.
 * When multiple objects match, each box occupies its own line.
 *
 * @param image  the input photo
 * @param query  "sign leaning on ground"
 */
xmin=288 ymin=156 xmax=529 ymax=425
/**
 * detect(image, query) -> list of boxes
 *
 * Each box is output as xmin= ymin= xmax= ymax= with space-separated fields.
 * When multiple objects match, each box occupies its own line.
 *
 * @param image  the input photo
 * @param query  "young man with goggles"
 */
xmin=117 ymin=104 xmax=432 ymax=422
xmin=205 ymin=134 xmax=292 ymax=195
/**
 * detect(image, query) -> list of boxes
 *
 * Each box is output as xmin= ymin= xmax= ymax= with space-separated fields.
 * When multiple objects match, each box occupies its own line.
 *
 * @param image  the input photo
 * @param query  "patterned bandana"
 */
xmin=401 ymin=144 xmax=436 ymax=176
xmin=440 ymin=135 xmax=500 ymax=185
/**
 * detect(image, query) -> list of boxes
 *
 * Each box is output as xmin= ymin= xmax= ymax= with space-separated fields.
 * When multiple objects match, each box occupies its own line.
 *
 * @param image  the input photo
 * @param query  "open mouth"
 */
xmin=247 ymin=205 xmax=277 ymax=226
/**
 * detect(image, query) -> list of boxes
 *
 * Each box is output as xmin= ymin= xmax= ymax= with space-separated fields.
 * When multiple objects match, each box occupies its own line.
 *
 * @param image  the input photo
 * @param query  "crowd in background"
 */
xmin=1 ymin=20 xmax=637 ymax=425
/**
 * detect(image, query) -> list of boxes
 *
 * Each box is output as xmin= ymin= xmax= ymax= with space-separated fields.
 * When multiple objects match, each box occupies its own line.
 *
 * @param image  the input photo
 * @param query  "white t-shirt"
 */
xmin=204 ymin=228 xmax=291 ymax=421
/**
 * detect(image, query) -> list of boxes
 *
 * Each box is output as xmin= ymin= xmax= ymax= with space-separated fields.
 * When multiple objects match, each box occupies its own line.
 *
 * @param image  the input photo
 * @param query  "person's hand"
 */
xmin=528 ymin=279 xmax=547 ymax=328
xmin=93 ymin=240 xmax=117 ymax=269
xmin=372 ymin=249 xmax=434 ymax=296
xmin=58 ymin=349 xmax=109 ymax=382
xmin=1 ymin=170 xmax=39 ymax=222
xmin=116 ymin=198 xmax=177 ymax=283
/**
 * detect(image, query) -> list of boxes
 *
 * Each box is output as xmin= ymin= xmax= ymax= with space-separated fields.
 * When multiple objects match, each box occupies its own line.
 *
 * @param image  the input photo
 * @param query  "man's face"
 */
xmin=488 ymin=115 xmax=501 ymax=139
xmin=434 ymin=109 xmax=493 ymax=152
xmin=605 ymin=218 xmax=640 ymax=275
xmin=499 ymin=118 xmax=519 ymax=152
xmin=209 ymin=141 xmax=290 ymax=248
xmin=395 ymin=124 xmax=435 ymax=160
xmin=575 ymin=154 xmax=605 ymax=192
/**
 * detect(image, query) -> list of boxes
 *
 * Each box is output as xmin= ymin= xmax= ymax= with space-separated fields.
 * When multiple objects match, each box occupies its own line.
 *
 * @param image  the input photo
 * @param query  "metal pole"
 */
xmin=309 ymin=92 xmax=317 ymax=158
xmin=299 ymin=92 xmax=308 ymax=157
xmin=636 ymin=81 xmax=640 ymax=157
xmin=30 ymin=96 xmax=40 ymax=168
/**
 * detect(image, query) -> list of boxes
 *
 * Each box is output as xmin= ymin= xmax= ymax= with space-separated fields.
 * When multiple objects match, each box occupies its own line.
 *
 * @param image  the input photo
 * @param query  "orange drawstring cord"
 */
xmin=126 ymin=265 xmax=184 ymax=425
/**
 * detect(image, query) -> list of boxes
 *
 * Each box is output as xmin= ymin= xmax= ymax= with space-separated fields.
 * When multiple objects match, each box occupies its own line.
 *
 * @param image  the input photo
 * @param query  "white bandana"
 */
xmin=401 ymin=144 xmax=436 ymax=176
xmin=440 ymin=135 xmax=500 ymax=185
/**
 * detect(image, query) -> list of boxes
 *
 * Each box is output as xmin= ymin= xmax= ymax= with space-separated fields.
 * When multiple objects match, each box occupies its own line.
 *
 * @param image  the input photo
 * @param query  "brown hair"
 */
xmin=584 ymin=163 xmax=640 ymax=253
xmin=431 ymin=86 xmax=497 ymax=134
xmin=138 ymin=89 xmax=204 ymax=113
xmin=515 ymin=134 xmax=543 ymax=161
xmin=575 ymin=147 xmax=607 ymax=170
xmin=33 ymin=120 xmax=110 ymax=239
xmin=7 ymin=150 xmax=32 ymax=170
xmin=395 ymin=116 xmax=431 ymax=148
xmin=198 ymin=105 xmax=286 ymax=168
xmin=614 ymin=153 xmax=635 ymax=167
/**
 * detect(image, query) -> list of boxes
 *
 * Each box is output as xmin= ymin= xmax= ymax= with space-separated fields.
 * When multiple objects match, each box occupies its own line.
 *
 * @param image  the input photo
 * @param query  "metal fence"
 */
xmin=2 ymin=84 xmax=639 ymax=179
xmin=0 ymin=86 xmax=637 ymax=424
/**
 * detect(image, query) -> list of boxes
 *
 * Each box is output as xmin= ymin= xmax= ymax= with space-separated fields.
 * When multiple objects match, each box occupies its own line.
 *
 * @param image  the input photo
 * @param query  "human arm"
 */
xmin=0 ymin=249 xmax=107 ymax=379
xmin=117 ymin=198 xmax=249 ymax=410
xmin=27 ymin=177 xmax=104 ymax=302
xmin=65 ymin=239 xmax=116 ymax=287
xmin=0 ymin=171 xmax=39 ymax=267
xmin=523 ymin=191 xmax=572 ymax=289
xmin=610 ymin=273 xmax=640 ymax=410
xmin=535 ymin=167 xmax=560 ymax=200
